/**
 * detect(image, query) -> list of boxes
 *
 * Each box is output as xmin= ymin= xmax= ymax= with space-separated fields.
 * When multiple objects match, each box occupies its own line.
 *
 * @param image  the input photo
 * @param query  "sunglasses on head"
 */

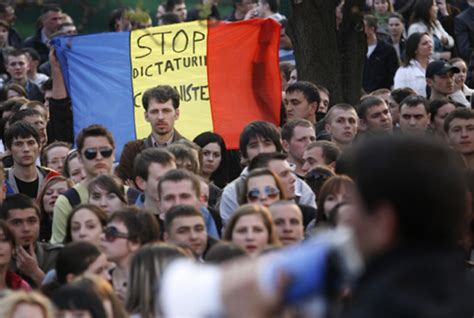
xmin=83 ymin=147 xmax=113 ymax=160
xmin=247 ymin=186 xmax=280 ymax=202
xmin=104 ymin=226 xmax=130 ymax=242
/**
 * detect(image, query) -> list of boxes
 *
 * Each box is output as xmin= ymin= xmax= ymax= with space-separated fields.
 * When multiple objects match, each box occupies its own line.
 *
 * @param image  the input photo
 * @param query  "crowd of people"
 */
xmin=0 ymin=0 xmax=472 ymax=317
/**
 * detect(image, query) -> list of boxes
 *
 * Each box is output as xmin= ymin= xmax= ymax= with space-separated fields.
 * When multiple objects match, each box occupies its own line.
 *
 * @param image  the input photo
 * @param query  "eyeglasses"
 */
xmin=247 ymin=186 xmax=280 ymax=202
xmin=103 ymin=226 xmax=130 ymax=242
xmin=82 ymin=147 xmax=113 ymax=160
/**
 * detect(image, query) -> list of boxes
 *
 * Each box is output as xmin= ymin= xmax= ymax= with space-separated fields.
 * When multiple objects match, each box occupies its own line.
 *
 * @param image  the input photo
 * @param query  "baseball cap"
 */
xmin=426 ymin=61 xmax=460 ymax=78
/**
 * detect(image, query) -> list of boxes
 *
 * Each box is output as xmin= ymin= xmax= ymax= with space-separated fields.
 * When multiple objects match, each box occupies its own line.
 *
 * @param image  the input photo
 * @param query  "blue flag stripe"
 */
xmin=53 ymin=32 xmax=135 ymax=159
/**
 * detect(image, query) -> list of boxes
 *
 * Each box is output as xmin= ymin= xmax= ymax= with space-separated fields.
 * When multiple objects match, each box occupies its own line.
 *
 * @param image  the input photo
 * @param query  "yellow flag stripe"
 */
xmin=130 ymin=21 xmax=213 ymax=140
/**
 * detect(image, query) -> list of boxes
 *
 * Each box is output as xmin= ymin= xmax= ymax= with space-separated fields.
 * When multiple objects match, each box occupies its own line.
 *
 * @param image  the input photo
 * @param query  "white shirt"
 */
xmin=367 ymin=43 xmax=377 ymax=58
xmin=393 ymin=59 xmax=429 ymax=97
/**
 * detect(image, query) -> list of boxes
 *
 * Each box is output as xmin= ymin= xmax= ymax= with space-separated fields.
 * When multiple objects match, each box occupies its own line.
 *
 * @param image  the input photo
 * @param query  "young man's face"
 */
xmin=23 ymin=114 xmax=47 ymax=146
xmin=245 ymin=135 xmax=277 ymax=162
xmin=172 ymin=3 xmax=187 ymax=21
xmin=0 ymin=5 xmax=16 ymax=25
xmin=236 ymin=0 xmax=255 ymax=16
xmin=141 ymin=162 xmax=176 ymax=204
xmin=318 ymin=91 xmax=330 ymax=114
xmin=270 ymin=203 xmax=304 ymax=246
xmin=165 ymin=216 xmax=208 ymax=257
xmin=325 ymin=108 xmax=358 ymax=145
xmin=399 ymin=104 xmax=430 ymax=135
xmin=428 ymin=73 xmax=455 ymax=96
xmin=285 ymin=90 xmax=318 ymax=122
xmin=145 ymin=99 xmax=179 ymax=137
xmin=42 ymin=10 xmax=63 ymax=35
xmin=79 ymin=136 xmax=115 ymax=179
xmin=447 ymin=118 xmax=474 ymax=155
xmin=362 ymin=102 xmax=393 ymax=134
xmin=159 ymin=179 xmax=200 ymax=217
xmin=283 ymin=126 xmax=316 ymax=164
xmin=5 ymin=208 xmax=40 ymax=247
xmin=302 ymin=146 xmax=328 ymax=174
xmin=45 ymin=146 xmax=70 ymax=172
xmin=267 ymin=159 xmax=296 ymax=200
xmin=9 ymin=136 xmax=40 ymax=168
xmin=6 ymin=54 xmax=28 ymax=82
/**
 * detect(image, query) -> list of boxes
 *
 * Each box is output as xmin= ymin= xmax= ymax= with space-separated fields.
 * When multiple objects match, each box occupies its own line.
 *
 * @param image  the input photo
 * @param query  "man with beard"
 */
xmin=116 ymin=85 xmax=187 ymax=184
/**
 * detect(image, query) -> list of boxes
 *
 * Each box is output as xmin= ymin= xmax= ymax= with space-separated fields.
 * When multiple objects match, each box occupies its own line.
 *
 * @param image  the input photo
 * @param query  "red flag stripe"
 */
xmin=207 ymin=19 xmax=282 ymax=149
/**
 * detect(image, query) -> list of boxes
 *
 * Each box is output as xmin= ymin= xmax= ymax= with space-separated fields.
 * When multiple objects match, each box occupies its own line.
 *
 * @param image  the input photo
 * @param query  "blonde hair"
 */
xmin=126 ymin=243 xmax=188 ymax=318
xmin=0 ymin=291 xmax=55 ymax=318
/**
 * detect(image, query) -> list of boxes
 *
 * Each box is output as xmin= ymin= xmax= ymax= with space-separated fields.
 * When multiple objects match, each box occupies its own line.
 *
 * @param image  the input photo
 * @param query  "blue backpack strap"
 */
xmin=62 ymin=187 xmax=81 ymax=208
xmin=126 ymin=187 xmax=141 ymax=205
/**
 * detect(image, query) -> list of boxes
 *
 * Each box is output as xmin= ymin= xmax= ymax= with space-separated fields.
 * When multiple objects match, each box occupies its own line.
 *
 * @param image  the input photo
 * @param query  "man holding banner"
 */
xmin=115 ymin=85 xmax=187 ymax=184
xmin=52 ymin=19 xmax=281 ymax=162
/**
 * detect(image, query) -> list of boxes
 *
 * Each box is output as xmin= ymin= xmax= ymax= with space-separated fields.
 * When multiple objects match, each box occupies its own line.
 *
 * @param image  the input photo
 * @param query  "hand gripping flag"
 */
xmin=52 ymin=19 xmax=282 ymax=158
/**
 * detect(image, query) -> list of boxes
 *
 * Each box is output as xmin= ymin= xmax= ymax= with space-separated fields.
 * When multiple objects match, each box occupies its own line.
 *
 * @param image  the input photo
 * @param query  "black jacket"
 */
xmin=342 ymin=246 xmax=474 ymax=318
xmin=23 ymin=28 xmax=49 ymax=64
xmin=363 ymin=40 xmax=399 ymax=94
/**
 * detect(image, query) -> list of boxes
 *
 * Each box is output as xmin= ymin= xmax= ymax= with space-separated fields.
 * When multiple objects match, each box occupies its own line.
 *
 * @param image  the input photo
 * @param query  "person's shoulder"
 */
xmin=27 ymin=79 xmax=41 ymax=88
xmin=222 ymin=175 xmax=242 ymax=192
xmin=23 ymin=35 xmax=36 ymax=45
xmin=54 ymin=186 xmax=79 ymax=209
xmin=377 ymin=40 xmax=395 ymax=50
xmin=122 ymin=138 xmax=146 ymax=152
xmin=37 ymin=241 xmax=63 ymax=251
xmin=408 ymin=22 xmax=427 ymax=34
xmin=38 ymin=166 xmax=59 ymax=176
xmin=456 ymin=7 xmax=474 ymax=23
xmin=173 ymin=129 xmax=189 ymax=142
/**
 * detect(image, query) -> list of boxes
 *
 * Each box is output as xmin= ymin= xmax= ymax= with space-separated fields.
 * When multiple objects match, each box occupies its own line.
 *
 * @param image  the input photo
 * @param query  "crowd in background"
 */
xmin=0 ymin=0 xmax=472 ymax=317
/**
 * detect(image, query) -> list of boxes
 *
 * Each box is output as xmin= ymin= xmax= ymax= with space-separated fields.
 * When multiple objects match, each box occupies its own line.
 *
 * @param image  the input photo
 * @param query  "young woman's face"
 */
xmin=68 ymin=157 xmax=86 ymax=184
xmin=201 ymin=142 xmax=222 ymax=176
xmin=246 ymin=175 xmax=281 ymax=207
xmin=415 ymin=34 xmax=433 ymax=59
xmin=430 ymin=0 xmax=439 ymax=20
xmin=374 ymin=0 xmax=389 ymax=14
xmin=70 ymin=208 xmax=103 ymax=245
xmin=83 ymin=252 xmax=111 ymax=281
xmin=231 ymin=214 xmax=269 ymax=257
xmin=0 ymin=229 xmax=13 ymax=266
xmin=89 ymin=187 xmax=125 ymax=214
xmin=42 ymin=181 xmax=69 ymax=214
xmin=100 ymin=220 xmax=133 ymax=264
xmin=323 ymin=186 xmax=354 ymax=218
xmin=452 ymin=60 xmax=467 ymax=89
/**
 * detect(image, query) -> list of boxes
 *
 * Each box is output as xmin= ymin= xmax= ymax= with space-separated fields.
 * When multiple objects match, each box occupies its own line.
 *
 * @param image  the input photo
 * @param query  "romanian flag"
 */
xmin=52 ymin=19 xmax=281 ymax=157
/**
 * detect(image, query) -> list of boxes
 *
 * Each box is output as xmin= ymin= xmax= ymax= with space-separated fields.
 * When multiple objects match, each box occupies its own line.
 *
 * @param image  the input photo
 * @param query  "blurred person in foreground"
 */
xmin=160 ymin=135 xmax=474 ymax=317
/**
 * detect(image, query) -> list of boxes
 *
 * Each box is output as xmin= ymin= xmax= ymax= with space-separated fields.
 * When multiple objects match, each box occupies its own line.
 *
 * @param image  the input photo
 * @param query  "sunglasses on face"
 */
xmin=103 ymin=226 xmax=130 ymax=242
xmin=83 ymin=147 xmax=113 ymax=160
xmin=247 ymin=186 xmax=280 ymax=202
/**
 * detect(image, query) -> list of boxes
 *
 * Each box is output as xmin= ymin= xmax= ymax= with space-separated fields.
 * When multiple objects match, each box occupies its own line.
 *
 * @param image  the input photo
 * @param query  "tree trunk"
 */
xmin=288 ymin=0 xmax=367 ymax=106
